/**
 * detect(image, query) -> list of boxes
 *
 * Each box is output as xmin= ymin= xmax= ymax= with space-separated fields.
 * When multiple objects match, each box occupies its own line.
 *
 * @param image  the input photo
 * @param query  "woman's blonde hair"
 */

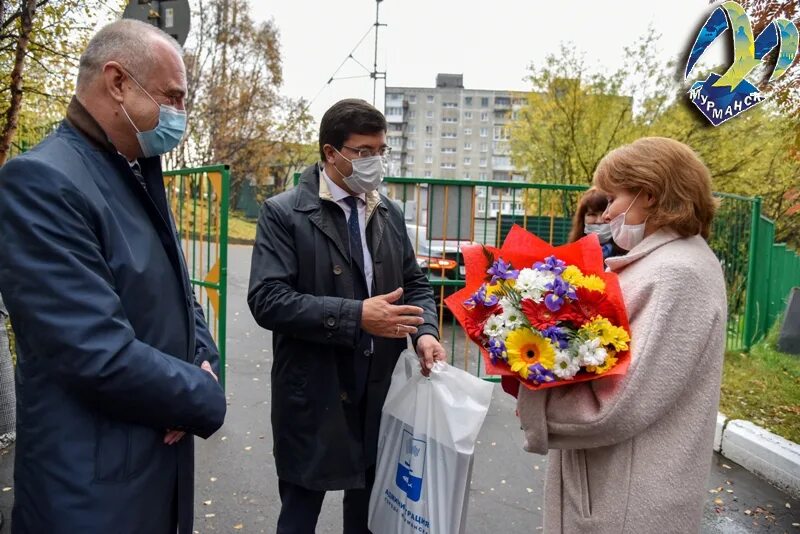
xmin=593 ymin=137 xmax=718 ymax=239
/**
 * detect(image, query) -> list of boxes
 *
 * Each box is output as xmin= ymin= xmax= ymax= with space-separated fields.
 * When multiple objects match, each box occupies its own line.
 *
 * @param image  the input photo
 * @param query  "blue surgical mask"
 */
xmin=119 ymin=71 xmax=186 ymax=157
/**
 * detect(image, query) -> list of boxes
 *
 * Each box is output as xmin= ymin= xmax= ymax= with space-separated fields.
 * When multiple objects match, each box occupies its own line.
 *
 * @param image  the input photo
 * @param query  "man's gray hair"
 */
xmin=77 ymin=19 xmax=183 ymax=89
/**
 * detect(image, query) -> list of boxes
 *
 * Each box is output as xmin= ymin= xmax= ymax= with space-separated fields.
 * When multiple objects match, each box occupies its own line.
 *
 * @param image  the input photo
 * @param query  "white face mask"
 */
xmin=584 ymin=223 xmax=613 ymax=244
xmin=609 ymin=190 xmax=648 ymax=251
xmin=332 ymin=148 xmax=386 ymax=194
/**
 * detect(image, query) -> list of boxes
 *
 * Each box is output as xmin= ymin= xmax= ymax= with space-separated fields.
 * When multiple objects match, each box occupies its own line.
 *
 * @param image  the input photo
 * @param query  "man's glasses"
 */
xmin=342 ymin=145 xmax=392 ymax=158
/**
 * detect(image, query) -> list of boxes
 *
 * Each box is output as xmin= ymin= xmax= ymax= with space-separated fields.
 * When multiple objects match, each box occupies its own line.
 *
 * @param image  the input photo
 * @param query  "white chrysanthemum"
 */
xmin=577 ymin=338 xmax=608 ymax=367
xmin=553 ymin=349 xmax=580 ymax=379
xmin=500 ymin=298 xmax=525 ymax=330
xmin=483 ymin=315 xmax=507 ymax=339
xmin=515 ymin=268 xmax=555 ymax=302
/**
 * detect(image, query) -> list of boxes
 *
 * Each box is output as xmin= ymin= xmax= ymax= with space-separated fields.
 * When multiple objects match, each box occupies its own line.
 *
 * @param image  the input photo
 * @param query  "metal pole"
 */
xmin=372 ymin=0 xmax=381 ymax=105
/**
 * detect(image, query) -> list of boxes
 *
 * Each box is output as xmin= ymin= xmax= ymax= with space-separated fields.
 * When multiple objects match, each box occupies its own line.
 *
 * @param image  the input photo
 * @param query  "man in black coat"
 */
xmin=248 ymin=99 xmax=446 ymax=533
xmin=0 ymin=20 xmax=226 ymax=533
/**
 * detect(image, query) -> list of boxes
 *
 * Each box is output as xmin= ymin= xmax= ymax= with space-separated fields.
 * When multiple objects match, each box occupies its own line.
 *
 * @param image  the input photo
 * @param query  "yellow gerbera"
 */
xmin=587 ymin=352 xmax=618 ymax=374
xmin=580 ymin=316 xmax=630 ymax=351
xmin=505 ymin=328 xmax=556 ymax=379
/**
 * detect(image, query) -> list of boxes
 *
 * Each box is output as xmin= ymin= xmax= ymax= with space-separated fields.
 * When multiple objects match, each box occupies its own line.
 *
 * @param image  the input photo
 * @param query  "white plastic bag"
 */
xmin=368 ymin=349 xmax=493 ymax=534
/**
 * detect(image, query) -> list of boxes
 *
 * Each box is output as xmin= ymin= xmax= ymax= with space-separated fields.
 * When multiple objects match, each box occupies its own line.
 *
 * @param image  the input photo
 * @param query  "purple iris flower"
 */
xmin=528 ymin=363 xmax=556 ymax=385
xmin=464 ymin=285 xmax=499 ymax=309
xmin=542 ymin=326 xmax=569 ymax=349
xmin=487 ymin=338 xmax=507 ymax=364
xmin=534 ymin=255 xmax=566 ymax=275
xmin=544 ymin=277 xmax=578 ymax=312
xmin=487 ymin=258 xmax=519 ymax=284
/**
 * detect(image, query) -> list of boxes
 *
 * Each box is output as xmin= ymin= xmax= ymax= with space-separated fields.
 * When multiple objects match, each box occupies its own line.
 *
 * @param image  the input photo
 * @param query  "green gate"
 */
xmin=164 ymin=165 xmax=230 ymax=387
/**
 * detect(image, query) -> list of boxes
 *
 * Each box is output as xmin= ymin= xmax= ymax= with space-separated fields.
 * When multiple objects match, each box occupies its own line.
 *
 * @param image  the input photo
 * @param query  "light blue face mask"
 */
xmin=119 ymin=71 xmax=186 ymax=158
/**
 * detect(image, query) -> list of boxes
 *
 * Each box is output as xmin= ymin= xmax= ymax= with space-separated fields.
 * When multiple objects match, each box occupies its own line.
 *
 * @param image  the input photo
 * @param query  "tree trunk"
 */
xmin=0 ymin=0 xmax=38 ymax=165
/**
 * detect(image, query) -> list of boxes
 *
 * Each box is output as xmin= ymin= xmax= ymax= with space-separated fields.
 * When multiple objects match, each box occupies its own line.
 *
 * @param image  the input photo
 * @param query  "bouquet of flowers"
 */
xmin=445 ymin=225 xmax=631 ymax=391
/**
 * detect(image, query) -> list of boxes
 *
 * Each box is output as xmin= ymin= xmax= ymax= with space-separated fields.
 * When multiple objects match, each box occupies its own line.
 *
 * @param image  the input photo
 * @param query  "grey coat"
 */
xmin=248 ymin=164 xmax=439 ymax=491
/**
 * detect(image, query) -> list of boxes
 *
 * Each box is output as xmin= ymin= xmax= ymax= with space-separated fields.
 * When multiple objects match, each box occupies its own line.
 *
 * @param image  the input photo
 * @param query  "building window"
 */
xmin=492 ymin=156 xmax=511 ymax=167
xmin=425 ymin=155 xmax=433 ymax=164
xmin=493 ymin=126 xmax=509 ymax=140
xmin=441 ymin=147 xmax=456 ymax=153
xmin=407 ymin=155 xmax=415 ymax=164
xmin=425 ymin=171 xmax=432 ymax=177
xmin=464 ymin=111 xmax=472 ymax=120
xmin=495 ymin=96 xmax=511 ymax=107
xmin=408 ymin=125 xmax=416 ymax=134
xmin=425 ymin=125 xmax=433 ymax=134
xmin=464 ymin=96 xmax=473 ymax=106
xmin=441 ymin=132 xmax=457 ymax=139
xmin=480 ymin=158 xmax=487 ymax=167
xmin=407 ymin=139 xmax=415 ymax=149
xmin=425 ymin=140 xmax=433 ymax=149
xmin=481 ymin=97 xmax=489 ymax=107
xmin=442 ymin=117 xmax=458 ymax=123
xmin=442 ymin=102 xmax=458 ymax=108
xmin=427 ymin=95 xmax=435 ymax=103
xmin=464 ymin=128 xmax=472 ymax=135
xmin=440 ymin=162 xmax=456 ymax=169
xmin=426 ymin=110 xmax=434 ymax=119
xmin=480 ymin=112 xmax=489 ymax=122
xmin=464 ymin=142 xmax=472 ymax=150
xmin=464 ymin=157 xmax=471 ymax=165
xmin=409 ymin=110 xmax=417 ymax=119
xmin=480 ymin=142 xmax=489 ymax=152
xmin=386 ymin=107 xmax=403 ymax=115
xmin=480 ymin=172 xmax=488 ymax=180
xmin=480 ymin=128 xmax=488 ymax=137
xmin=464 ymin=171 xmax=471 ymax=179
xmin=409 ymin=94 xmax=417 ymax=104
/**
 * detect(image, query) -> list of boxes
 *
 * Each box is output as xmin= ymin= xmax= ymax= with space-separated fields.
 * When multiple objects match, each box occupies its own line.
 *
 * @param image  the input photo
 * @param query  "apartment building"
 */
xmin=384 ymin=74 xmax=527 ymax=219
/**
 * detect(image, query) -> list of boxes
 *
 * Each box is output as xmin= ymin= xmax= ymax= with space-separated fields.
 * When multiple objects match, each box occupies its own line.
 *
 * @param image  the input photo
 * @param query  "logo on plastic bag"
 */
xmin=395 ymin=429 xmax=426 ymax=502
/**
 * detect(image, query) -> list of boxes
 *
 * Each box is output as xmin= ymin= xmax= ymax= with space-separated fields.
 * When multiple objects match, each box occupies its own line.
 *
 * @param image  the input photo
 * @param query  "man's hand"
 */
xmin=164 ymin=361 xmax=219 ymax=445
xmin=416 ymin=334 xmax=447 ymax=377
xmin=361 ymin=287 xmax=425 ymax=338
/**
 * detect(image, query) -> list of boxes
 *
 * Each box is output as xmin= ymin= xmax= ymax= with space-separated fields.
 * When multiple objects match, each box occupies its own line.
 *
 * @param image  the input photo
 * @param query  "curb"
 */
xmin=715 ymin=412 xmax=800 ymax=499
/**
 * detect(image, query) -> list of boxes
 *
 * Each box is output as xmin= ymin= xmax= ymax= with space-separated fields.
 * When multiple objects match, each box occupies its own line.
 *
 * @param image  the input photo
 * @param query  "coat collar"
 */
xmin=605 ymin=227 xmax=684 ymax=272
xmin=65 ymin=96 xmax=117 ymax=153
xmin=294 ymin=164 xmax=384 ymax=222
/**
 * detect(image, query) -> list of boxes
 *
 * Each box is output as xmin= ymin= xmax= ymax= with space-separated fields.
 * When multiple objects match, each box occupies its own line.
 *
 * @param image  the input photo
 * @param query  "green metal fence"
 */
xmin=164 ymin=165 xmax=230 ymax=387
xmin=378 ymin=177 xmax=798 ymax=374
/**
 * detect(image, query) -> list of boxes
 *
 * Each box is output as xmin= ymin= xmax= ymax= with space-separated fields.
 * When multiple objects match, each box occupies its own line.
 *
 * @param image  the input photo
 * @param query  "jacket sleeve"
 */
xmin=247 ymin=199 xmax=362 ymax=347
xmin=0 ymin=159 xmax=226 ymax=439
xmin=192 ymin=296 xmax=221 ymax=375
xmin=517 ymin=267 xmax=725 ymax=453
xmin=398 ymin=214 xmax=439 ymax=345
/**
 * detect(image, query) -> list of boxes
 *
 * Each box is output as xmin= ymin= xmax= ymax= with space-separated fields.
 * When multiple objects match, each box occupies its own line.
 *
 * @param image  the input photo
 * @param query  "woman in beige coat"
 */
xmin=518 ymin=137 xmax=727 ymax=533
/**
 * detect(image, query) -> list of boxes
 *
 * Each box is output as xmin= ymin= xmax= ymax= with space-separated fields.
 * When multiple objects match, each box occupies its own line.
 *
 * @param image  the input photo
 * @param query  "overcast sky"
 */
xmin=249 ymin=0 xmax=728 ymax=126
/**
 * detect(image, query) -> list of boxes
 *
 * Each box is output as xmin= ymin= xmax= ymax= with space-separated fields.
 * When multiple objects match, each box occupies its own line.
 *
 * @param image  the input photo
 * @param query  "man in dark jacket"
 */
xmin=0 ymin=20 xmax=226 ymax=534
xmin=248 ymin=99 xmax=445 ymax=533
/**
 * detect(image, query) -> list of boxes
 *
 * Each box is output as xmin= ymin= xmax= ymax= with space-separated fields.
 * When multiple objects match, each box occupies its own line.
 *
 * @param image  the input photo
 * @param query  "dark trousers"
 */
xmin=276 ymin=466 xmax=376 ymax=534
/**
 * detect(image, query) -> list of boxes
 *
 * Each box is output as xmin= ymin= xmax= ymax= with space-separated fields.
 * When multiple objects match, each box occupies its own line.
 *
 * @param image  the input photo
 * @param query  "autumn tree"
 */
xmin=169 ymin=0 xmax=316 ymax=202
xmin=510 ymin=29 xmax=799 ymax=247
xmin=0 ymin=1 xmax=121 ymax=164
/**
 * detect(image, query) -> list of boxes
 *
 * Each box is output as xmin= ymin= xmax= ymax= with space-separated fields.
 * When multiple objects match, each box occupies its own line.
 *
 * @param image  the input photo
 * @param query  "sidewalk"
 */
xmin=0 ymin=244 xmax=796 ymax=532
